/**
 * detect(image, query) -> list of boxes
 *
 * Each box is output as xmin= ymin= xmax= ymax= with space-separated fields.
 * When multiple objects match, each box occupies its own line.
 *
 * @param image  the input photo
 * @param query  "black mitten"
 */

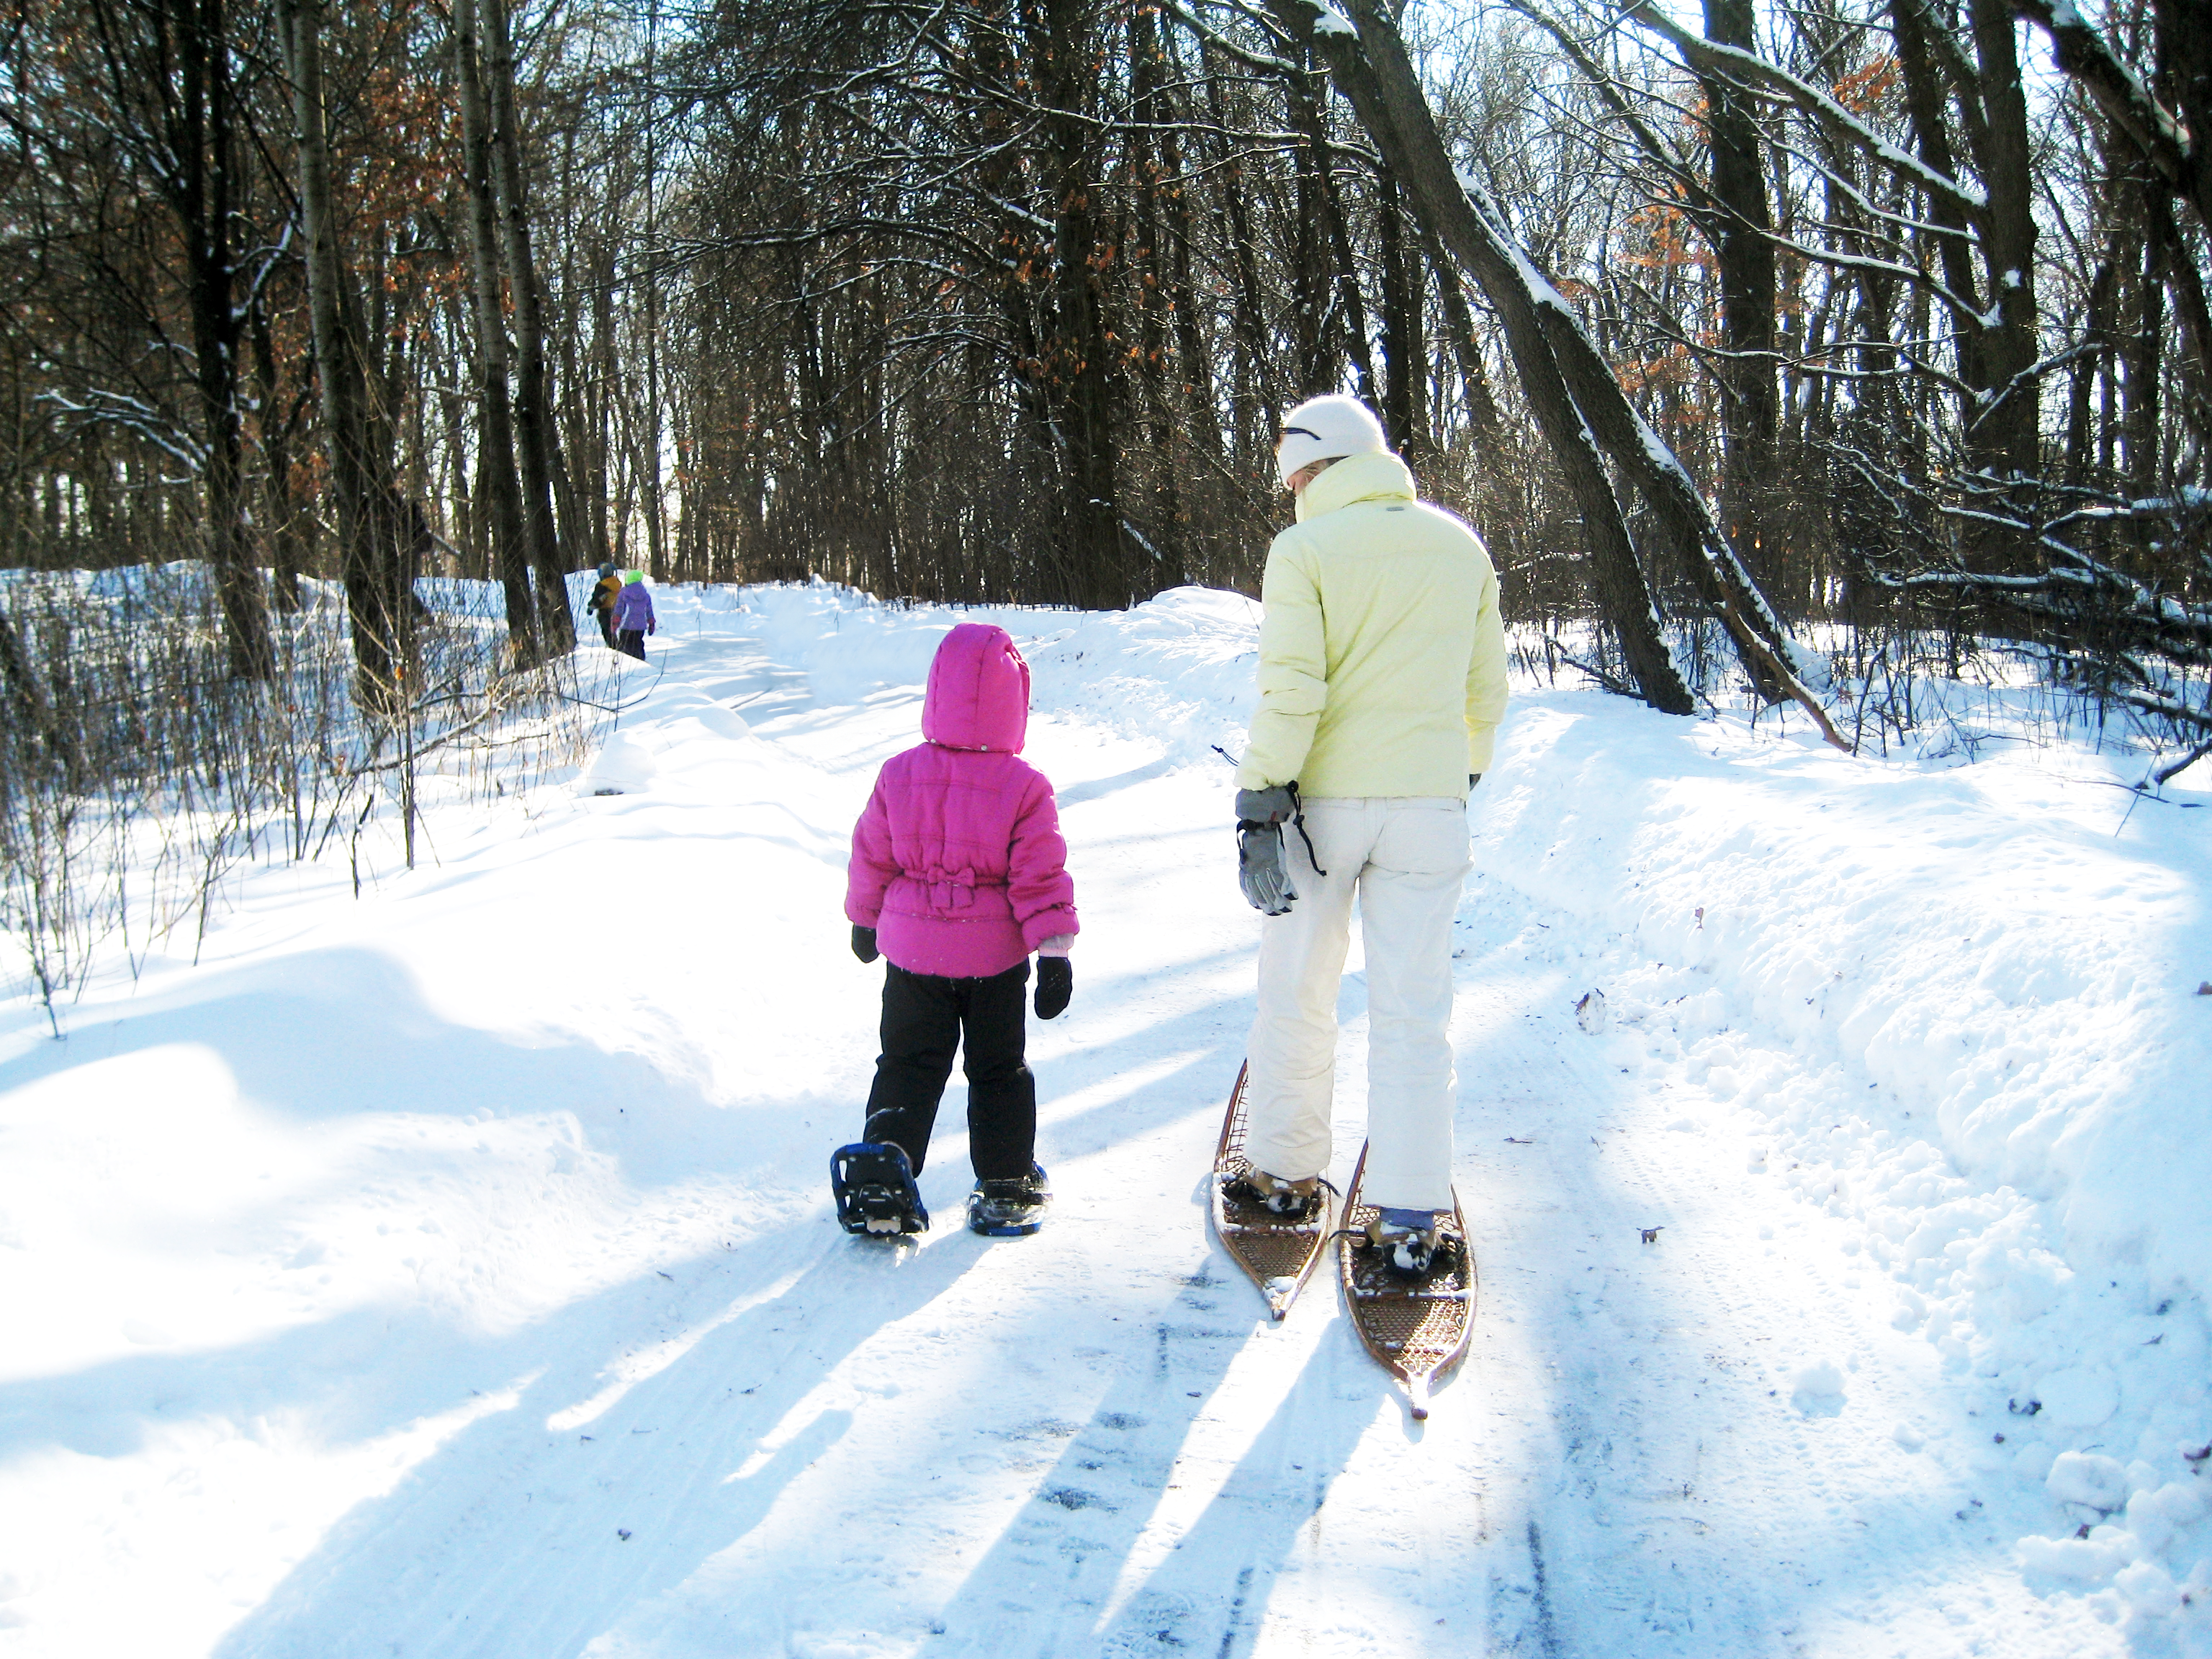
xmin=850 ymin=925 xmax=879 ymax=963
xmin=1035 ymin=956 xmax=1072 ymax=1020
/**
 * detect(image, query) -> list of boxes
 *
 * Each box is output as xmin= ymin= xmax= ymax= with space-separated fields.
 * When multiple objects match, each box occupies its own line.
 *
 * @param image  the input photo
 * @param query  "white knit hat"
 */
xmin=1275 ymin=394 xmax=1388 ymax=488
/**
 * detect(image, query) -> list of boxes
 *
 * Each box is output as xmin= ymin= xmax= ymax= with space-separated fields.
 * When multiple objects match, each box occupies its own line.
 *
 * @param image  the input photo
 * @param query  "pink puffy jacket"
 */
xmin=845 ymin=623 xmax=1079 ymax=979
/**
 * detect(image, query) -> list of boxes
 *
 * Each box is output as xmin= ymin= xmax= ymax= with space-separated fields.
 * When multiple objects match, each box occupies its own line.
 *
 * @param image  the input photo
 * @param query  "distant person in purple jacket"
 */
xmin=611 ymin=571 xmax=655 ymax=660
xmin=840 ymin=622 xmax=1078 ymax=1236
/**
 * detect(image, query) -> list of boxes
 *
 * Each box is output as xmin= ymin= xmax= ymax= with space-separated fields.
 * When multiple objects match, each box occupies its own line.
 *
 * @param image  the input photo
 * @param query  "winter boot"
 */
xmin=831 ymin=1142 xmax=929 ymax=1236
xmin=967 ymin=1164 xmax=1051 ymax=1237
xmin=1367 ymin=1207 xmax=1444 ymax=1279
xmin=1228 ymin=1167 xmax=1326 ymax=1223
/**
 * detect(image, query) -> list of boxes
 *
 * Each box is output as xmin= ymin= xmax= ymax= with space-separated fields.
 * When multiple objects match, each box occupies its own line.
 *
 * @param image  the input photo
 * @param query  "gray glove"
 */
xmin=1238 ymin=822 xmax=1298 ymax=915
xmin=1235 ymin=784 xmax=1296 ymax=826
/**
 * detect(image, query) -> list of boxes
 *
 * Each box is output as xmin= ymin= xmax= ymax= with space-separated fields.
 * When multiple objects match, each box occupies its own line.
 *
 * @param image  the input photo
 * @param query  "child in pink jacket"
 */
xmin=838 ymin=622 xmax=1078 ymax=1237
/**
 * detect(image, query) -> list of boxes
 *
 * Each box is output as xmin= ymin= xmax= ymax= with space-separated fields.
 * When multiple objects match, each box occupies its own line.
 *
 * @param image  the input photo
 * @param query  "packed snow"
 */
xmin=1 ymin=578 xmax=2208 ymax=1657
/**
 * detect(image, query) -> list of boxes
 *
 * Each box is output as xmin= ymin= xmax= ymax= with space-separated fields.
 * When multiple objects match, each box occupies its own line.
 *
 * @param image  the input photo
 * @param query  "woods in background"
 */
xmin=1 ymin=0 xmax=2207 ymax=732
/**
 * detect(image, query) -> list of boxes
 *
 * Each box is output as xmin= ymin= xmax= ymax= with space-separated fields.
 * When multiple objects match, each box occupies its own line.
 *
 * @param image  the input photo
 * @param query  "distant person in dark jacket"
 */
xmin=612 ymin=571 xmax=655 ymax=660
xmin=586 ymin=562 xmax=622 ymax=647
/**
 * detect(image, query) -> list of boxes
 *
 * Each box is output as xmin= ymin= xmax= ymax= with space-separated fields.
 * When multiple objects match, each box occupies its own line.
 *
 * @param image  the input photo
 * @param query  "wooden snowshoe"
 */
xmin=1336 ymin=1144 xmax=1475 ymax=1419
xmin=1209 ymin=1061 xmax=1332 ymax=1321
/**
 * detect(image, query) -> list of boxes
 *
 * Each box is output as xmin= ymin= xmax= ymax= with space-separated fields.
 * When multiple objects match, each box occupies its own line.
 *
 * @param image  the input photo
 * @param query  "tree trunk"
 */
xmin=2067 ymin=258 xmax=2117 ymax=487
xmin=1699 ymin=0 xmax=1779 ymax=596
xmin=1286 ymin=61 xmax=1378 ymax=403
xmin=454 ymin=0 xmax=539 ymax=661
xmin=1128 ymin=0 xmax=1188 ymax=584
xmin=248 ymin=290 xmax=310 ymax=610
xmin=639 ymin=0 xmax=667 ymax=584
xmin=1035 ymin=0 xmax=1126 ymax=608
xmin=1425 ymin=228 xmax=1501 ymax=439
xmin=1892 ymin=0 xmax=1990 ymax=397
xmin=173 ymin=0 xmax=272 ymax=679
xmin=478 ymin=0 xmax=575 ymax=649
xmin=1205 ymin=54 xmax=1279 ymax=450
xmin=2126 ymin=201 xmax=2164 ymax=480
xmin=1968 ymin=0 xmax=2042 ymax=493
xmin=275 ymin=0 xmax=403 ymax=714
xmin=1377 ymin=171 xmax=1429 ymax=461
xmin=1153 ymin=43 xmax=1225 ymax=477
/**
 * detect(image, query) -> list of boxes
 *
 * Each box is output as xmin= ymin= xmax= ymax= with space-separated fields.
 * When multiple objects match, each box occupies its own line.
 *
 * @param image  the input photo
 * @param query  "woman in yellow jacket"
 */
xmin=1231 ymin=395 xmax=1507 ymax=1277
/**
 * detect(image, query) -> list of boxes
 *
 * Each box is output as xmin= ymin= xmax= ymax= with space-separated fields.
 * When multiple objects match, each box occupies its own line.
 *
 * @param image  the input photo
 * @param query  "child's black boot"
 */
xmin=967 ymin=1164 xmax=1051 ymax=1236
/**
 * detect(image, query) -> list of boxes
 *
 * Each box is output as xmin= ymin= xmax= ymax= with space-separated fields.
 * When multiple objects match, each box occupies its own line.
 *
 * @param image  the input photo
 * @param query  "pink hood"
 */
xmin=922 ymin=624 xmax=1029 ymax=752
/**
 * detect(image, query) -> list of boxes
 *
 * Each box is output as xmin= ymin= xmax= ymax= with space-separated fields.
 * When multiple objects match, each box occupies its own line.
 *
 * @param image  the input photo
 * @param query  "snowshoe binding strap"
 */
xmin=966 ymin=1165 xmax=1051 ymax=1237
xmin=1223 ymin=1169 xmax=1334 ymax=1224
xmin=830 ymin=1141 xmax=929 ymax=1236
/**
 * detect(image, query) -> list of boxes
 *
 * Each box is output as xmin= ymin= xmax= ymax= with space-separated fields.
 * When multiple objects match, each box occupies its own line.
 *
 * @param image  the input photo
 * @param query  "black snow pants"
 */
xmin=617 ymin=628 xmax=647 ymax=660
xmin=863 ymin=960 xmax=1035 ymax=1182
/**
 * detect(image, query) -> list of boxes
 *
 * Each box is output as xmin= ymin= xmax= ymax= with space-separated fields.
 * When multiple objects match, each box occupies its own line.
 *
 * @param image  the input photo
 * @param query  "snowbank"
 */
xmin=1464 ymin=686 xmax=2212 ymax=1622
xmin=702 ymin=578 xmax=1264 ymax=765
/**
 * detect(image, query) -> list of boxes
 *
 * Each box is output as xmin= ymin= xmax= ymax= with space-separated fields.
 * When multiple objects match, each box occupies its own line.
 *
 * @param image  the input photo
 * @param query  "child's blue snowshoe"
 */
xmin=832 ymin=1142 xmax=929 ymax=1236
xmin=966 ymin=1164 xmax=1051 ymax=1237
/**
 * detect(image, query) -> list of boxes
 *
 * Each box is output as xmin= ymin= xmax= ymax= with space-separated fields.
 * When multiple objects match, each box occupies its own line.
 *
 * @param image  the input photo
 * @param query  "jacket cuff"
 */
xmin=1022 ymin=911 xmax=1079 ymax=951
xmin=1035 ymin=933 xmax=1075 ymax=957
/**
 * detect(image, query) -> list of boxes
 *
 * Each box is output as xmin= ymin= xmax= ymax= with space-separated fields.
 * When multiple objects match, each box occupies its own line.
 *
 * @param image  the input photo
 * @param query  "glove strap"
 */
xmin=1286 ymin=782 xmax=1327 ymax=877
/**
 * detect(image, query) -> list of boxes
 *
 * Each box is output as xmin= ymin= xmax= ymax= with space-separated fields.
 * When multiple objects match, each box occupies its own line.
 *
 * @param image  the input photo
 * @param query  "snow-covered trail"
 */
xmin=3 ymin=585 xmax=2206 ymax=1658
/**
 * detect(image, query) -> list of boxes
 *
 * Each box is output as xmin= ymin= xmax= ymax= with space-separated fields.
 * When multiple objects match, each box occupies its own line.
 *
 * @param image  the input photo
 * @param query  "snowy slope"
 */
xmin=1 ymin=580 xmax=2208 ymax=1658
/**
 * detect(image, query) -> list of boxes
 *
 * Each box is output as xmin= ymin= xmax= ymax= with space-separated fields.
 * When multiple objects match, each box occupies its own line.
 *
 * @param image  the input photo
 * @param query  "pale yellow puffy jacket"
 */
xmin=1236 ymin=451 xmax=1507 ymax=796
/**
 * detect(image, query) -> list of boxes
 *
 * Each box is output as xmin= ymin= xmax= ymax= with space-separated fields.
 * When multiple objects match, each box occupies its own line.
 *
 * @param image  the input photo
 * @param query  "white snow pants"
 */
xmin=1241 ymin=796 xmax=1469 ymax=1214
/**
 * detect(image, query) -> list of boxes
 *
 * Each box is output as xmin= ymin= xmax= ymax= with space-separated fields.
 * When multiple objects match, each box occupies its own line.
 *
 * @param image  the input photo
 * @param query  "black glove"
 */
xmin=1035 ymin=956 xmax=1071 ymax=1019
xmin=850 ymin=925 xmax=879 ymax=963
xmin=1234 ymin=783 xmax=1296 ymax=826
xmin=1237 ymin=822 xmax=1298 ymax=915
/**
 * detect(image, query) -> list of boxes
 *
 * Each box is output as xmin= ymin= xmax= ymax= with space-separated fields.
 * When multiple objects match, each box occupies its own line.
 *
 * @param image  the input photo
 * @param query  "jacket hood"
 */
xmin=923 ymin=622 xmax=1030 ymax=752
xmin=1294 ymin=449 xmax=1417 ymax=524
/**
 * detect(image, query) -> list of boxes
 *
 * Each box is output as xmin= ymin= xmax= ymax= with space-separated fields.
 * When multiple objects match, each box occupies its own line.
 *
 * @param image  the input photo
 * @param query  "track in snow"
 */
xmin=5 ymin=611 xmax=2130 ymax=1659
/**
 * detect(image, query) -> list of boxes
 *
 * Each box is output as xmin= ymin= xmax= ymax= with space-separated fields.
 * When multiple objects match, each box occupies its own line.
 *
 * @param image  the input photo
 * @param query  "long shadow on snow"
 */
xmin=905 ymin=1298 xmax=1377 ymax=1659
xmin=624 ymin=977 xmax=1280 ymax=1652
xmin=0 ymin=940 xmax=870 ymax=1473
xmin=1094 ymin=1330 xmax=1381 ymax=1657
xmin=0 ymin=946 xmax=871 ymax=1478
xmin=212 ymin=1226 xmax=989 ymax=1659
xmin=815 ymin=957 xmax=1391 ymax=1657
xmin=208 ymin=953 xmax=1262 ymax=1654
